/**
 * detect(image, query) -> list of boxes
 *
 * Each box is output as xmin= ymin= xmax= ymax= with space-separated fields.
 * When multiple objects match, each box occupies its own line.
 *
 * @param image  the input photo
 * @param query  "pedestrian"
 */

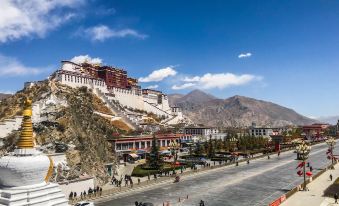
xmin=138 ymin=178 xmax=141 ymax=185
xmin=99 ymin=187 xmax=102 ymax=196
xmin=310 ymin=166 xmax=313 ymax=172
xmin=135 ymin=201 xmax=139 ymax=206
xmin=125 ymin=179 xmax=128 ymax=187
xmin=130 ymin=178 xmax=134 ymax=188
xmin=330 ymin=174 xmax=333 ymax=181
xmin=148 ymin=173 xmax=150 ymax=182
xmin=199 ymin=200 xmax=205 ymax=206
xmin=335 ymin=193 xmax=338 ymax=204
xmin=74 ymin=192 xmax=77 ymax=200
xmin=88 ymin=187 xmax=93 ymax=198
xmin=247 ymin=160 xmax=250 ymax=164
xmin=69 ymin=191 xmax=73 ymax=200
xmin=83 ymin=191 xmax=86 ymax=199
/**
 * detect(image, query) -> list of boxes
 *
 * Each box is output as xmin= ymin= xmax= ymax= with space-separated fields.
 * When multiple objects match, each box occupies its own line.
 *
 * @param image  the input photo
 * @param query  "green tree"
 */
xmin=148 ymin=134 xmax=162 ymax=169
xmin=194 ymin=142 xmax=205 ymax=156
xmin=207 ymin=135 xmax=215 ymax=158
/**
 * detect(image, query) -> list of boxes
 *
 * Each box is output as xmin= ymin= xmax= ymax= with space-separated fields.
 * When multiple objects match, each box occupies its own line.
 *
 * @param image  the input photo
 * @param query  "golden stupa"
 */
xmin=16 ymin=98 xmax=34 ymax=149
xmin=0 ymin=98 xmax=68 ymax=205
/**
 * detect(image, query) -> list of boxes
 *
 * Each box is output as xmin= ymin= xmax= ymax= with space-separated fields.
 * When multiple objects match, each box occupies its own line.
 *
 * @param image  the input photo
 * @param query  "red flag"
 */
xmin=296 ymin=162 xmax=305 ymax=169
xmin=297 ymin=170 xmax=303 ymax=176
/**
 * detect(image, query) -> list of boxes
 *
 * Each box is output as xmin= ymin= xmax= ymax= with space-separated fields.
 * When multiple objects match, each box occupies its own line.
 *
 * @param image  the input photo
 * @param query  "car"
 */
xmin=185 ymin=157 xmax=207 ymax=165
xmin=142 ymin=203 xmax=154 ymax=206
xmin=75 ymin=201 xmax=95 ymax=206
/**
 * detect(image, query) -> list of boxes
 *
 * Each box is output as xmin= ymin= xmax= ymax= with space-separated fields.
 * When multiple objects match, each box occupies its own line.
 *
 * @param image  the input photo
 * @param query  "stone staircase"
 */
xmin=0 ymin=183 xmax=68 ymax=206
xmin=94 ymin=89 xmax=139 ymax=130
xmin=143 ymin=100 xmax=173 ymax=118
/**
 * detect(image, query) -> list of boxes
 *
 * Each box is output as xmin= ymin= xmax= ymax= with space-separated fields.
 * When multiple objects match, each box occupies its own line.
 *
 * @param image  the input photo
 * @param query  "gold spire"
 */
xmin=16 ymin=98 xmax=34 ymax=149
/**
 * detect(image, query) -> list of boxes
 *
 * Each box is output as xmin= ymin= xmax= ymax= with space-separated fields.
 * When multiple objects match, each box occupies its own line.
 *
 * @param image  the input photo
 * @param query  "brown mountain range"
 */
xmin=169 ymin=89 xmax=316 ymax=127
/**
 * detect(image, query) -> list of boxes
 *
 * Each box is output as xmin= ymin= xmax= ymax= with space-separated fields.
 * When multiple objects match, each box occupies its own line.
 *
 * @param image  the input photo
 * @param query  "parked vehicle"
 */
xmin=142 ymin=203 xmax=154 ymax=206
xmin=178 ymin=157 xmax=207 ymax=165
xmin=75 ymin=201 xmax=94 ymax=206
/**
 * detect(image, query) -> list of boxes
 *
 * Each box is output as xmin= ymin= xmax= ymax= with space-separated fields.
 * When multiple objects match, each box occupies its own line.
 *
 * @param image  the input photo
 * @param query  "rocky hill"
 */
xmin=0 ymin=93 xmax=11 ymax=101
xmin=168 ymin=93 xmax=184 ymax=106
xmin=170 ymin=89 xmax=316 ymax=127
xmin=0 ymin=81 xmax=118 ymax=185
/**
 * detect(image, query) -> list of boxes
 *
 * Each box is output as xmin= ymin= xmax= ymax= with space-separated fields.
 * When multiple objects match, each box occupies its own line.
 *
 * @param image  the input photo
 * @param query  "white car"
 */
xmin=75 ymin=202 xmax=95 ymax=206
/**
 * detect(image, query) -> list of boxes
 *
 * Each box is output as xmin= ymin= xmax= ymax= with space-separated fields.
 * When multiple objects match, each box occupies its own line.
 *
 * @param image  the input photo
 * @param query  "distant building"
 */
xmin=184 ymin=127 xmax=219 ymax=140
xmin=249 ymin=127 xmax=280 ymax=138
xmin=302 ymin=123 xmax=330 ymax=137
xmin=24 ymin=81 xmax=46 ymax=89
xmin=109 ymin=133 xmax=193 ymax=153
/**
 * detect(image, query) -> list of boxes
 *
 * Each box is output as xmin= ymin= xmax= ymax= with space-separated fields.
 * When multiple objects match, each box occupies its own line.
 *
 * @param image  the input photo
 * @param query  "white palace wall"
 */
xmin=57 ymin=72 xmax=108 ymax=94
xmin=56 ymin=61 xmax=174 ymax=117
xmin=111 ymin=87 xmax=144 ymax=111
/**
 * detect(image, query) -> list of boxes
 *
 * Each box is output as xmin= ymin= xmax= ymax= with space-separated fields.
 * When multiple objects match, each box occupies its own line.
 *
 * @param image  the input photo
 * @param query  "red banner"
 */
xmin=269 ymin=195 xmax=287 ymax=206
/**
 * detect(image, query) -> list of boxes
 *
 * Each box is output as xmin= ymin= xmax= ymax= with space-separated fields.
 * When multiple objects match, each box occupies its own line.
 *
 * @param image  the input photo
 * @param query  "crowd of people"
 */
xmin=68 ymin=186 xmax=103 ymax=202
xmin=111 ymin=175 xmax=135 ymax=188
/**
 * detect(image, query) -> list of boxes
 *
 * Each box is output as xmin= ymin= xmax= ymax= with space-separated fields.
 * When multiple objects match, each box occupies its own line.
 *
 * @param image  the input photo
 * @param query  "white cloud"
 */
xmin=172 ymin=83 xmax=196 ymax=90
xmin=0 ymin=54 xmax=45 ymax=76
xmin=71 ymin=55 xmax=103 ymax=64
xmin=238 ymin=52 xmax=252 ymax=58
xmin=0 ymin=0 xmax=84 ymax=43
xmin=173 ymin=73 xmax=262 ymax=90
xmin=139 ymin=66 xmax=177 ymax=82
xmin=199 ymin=73 xmax=261 ymax=89
xmin=84 ymin=25 xmax=148 ymax=41
xmin=146 ymin=85 xmax=159 ymax=89
xmin=0 ymin=90 xmax=14 ymax=94
xmin=183 ymin=76 xmax=200 ymax=82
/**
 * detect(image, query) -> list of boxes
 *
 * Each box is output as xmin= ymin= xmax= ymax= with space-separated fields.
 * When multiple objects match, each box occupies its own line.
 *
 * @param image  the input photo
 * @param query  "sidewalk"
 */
xmin=281 ymin=164 xmax=339 ymax=206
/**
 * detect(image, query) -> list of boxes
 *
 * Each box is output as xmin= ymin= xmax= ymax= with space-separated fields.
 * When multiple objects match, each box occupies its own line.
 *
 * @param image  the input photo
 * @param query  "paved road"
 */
xmin=96 ymin=142 xmax=336 ymax=206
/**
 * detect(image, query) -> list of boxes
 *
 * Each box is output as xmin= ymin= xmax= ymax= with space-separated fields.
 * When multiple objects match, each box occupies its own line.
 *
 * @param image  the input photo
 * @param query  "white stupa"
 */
xmin=0 ymin=99 xmax=68 ymax=206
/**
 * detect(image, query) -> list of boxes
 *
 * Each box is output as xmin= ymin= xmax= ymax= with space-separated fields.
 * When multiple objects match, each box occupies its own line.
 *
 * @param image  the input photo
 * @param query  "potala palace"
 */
xmin=0 ymin=59 xmax=192 ymax=148
xmin=52 ymin=60 xmax=191 ymax=127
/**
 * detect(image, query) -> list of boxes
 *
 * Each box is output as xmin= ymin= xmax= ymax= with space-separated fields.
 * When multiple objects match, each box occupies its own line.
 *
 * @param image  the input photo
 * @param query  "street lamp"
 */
xmin=296 ymin=141 xmax=311 ymax=191
xmin=326 ymin=137 xmax=336 ymax=166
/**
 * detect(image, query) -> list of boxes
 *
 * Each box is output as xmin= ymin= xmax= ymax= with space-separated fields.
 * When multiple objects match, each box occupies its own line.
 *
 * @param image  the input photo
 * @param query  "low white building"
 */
xmin=184 ymin=127 xmax=219 ymax=140
xmin=249 ymin=127 xmax=279 ymax=138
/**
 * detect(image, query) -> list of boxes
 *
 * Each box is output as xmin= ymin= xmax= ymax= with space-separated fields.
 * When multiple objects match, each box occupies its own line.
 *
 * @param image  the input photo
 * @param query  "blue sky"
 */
xmin=0 ymin=0 xmax=339 ymax=118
